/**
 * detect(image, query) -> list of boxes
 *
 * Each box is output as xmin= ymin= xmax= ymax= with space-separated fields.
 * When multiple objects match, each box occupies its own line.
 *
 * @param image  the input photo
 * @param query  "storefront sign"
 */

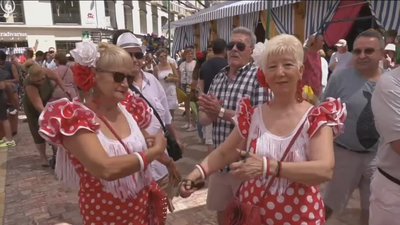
xmin=85 ymin=12 xmax=96 ymax=25
xmin=0 ymin=32 xmax=27 ymax=37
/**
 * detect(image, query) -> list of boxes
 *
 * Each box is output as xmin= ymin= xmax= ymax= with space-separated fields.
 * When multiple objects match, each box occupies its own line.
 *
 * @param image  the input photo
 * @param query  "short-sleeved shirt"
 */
xmin=322 ymin=67 xmax=380 ymax=152
xmin=179 ymin=60 xmax=196 ymax=84
xmin=208 ymin=62 xmax=267 ymax=149
xmin=199 ymin=57 xmax=228 ymax=94
xmin=371 ymin=67 xmax=400 ymax=180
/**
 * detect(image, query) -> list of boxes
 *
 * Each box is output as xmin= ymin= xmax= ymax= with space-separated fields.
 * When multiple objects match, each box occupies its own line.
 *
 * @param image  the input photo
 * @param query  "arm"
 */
xmin=25 ymin=85 xmax=45 ymax=112
xmin=186 ymin=128 xmax=246 ymax=180
xmin=371 ymin=76 xmax=400 ymax=154
xmin=45 ymin=68 xmax=67 ymax=92
xmin=165 ymin=64 xmax=180 ymax=83
xmin=269 ymin=126 xmax=334 ymax=185
xmin=63 ymin=129 xmax=164 ymax=181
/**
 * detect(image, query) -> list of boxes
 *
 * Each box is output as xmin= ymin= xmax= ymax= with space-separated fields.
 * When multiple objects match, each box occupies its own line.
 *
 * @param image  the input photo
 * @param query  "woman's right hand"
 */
xmin=179 ymin=170 xmax=203 ymax=198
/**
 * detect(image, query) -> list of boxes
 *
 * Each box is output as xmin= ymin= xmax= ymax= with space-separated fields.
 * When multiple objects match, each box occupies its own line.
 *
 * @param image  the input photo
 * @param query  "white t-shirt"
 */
xmin=179 ymin=60 xmax=196 ymax=84
xmin=329 ymin=51 xmax=353 ymax=72
xmin=321 ymin=57 xmax=328 ymax=93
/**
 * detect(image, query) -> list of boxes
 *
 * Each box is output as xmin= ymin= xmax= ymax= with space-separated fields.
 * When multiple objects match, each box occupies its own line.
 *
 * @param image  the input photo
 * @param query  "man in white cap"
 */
xmin=382 ymin=43 xmax=398 ymax=70
xmin=329 ymin=39 xmax=353 ymax=73
xmin=113 ymin=30 xmax=182 ymax=212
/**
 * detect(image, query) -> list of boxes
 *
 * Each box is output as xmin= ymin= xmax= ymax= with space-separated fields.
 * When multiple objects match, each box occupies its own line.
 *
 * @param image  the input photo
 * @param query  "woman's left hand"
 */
xmin=230 ymin=149 xmax=263 ymax=180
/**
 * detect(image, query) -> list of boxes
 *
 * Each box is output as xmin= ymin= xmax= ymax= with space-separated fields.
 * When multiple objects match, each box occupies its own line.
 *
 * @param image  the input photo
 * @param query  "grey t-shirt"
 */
xmin=322 ymin=67 xmax=379 ymax=152
xmin=329 ymin=52 xmax=353 ymax=73
xmin=371 ymin=67 xmax=400 ymax=179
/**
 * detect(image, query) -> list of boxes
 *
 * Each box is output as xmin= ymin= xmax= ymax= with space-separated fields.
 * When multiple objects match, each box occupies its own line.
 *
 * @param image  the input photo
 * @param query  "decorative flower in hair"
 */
xmin=69 ymin=42 xmax=100 ymax=68
xmin=196 ymin=51 xmax=204 ymax=59
xmin=69 ymin=42 xmax=99 ymax=91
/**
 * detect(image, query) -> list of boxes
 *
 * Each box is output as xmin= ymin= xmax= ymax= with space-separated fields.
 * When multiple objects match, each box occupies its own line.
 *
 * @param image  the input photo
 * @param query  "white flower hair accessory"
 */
xmin=252 ymin=40 xmax=268 ymax=68
xmin=69 ymin=42 xmax=100 ymax=68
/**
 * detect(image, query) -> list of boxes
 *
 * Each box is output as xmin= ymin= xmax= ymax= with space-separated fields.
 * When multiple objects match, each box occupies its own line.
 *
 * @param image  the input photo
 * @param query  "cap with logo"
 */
xmin=116 ymin=32 xmax=146 ymax=53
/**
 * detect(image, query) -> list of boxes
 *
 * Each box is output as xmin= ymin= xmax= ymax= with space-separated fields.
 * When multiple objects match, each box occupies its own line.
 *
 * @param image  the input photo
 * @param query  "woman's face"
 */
xmin=158 ymin=52 xmax=168 ymax=63
xmin=264 ymin=54 xmax=303 ymax=96
xmin=95 ymin=65 xmax=132 ymax=102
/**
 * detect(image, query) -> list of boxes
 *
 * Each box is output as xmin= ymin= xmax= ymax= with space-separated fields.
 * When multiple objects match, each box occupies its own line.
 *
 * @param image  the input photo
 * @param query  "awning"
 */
xmin=167 ymin=1 xmax=238 ymax=29
xmin=169 ymin=0 xmax=301 ymax=28
xmin=368 ymin=0 xmax=400 ymax=32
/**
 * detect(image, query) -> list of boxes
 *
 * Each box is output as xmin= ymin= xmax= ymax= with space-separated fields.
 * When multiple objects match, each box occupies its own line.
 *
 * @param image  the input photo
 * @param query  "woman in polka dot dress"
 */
xmin=180 ymin=34 xmax=347 ymax=225
xmin=38 ymin=42 xmax=168 ymax=224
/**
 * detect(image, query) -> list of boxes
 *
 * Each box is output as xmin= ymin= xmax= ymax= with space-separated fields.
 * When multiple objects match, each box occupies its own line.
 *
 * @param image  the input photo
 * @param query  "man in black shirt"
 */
xmin=198 ymin=38 xmax=228 ymax=152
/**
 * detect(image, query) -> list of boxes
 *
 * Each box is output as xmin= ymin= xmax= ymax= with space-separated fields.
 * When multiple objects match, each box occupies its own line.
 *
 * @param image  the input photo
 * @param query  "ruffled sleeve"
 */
xmin=38 ymin=98 xmax=100 ymax=145
xmin=121 ymin=93 xmax=153 ymax=129
xmin=233 ymin=96 xmax=254 ymax=138
xmin=308 ymin=97 xmax=347 ymax=138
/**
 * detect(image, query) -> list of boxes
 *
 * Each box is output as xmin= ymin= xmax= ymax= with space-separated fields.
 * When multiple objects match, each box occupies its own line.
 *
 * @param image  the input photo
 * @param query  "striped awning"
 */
xmin=304 ymin=0 xmax=341 ymax=37
xmin=170 ymin=0 xmax=301 ymax=28
xmin=368 ymin=0 xmax=400 ymax=33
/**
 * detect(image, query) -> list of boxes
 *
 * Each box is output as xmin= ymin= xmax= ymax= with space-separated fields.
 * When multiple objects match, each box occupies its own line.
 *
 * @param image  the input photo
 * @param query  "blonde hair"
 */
xmin=27 ymin=63 xmax=44 ymax=78
xmin=96 ymin=42 xmax=133 ymax=72
xmin=260 ymin=34 xmax=304 ymax=73
xmin=155 ymin=48 xmax=169 ymax=57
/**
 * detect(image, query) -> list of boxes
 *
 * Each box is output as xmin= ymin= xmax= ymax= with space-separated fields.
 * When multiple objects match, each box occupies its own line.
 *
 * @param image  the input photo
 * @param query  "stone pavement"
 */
xmin=1 ymin=112 xmax=360 ymax=225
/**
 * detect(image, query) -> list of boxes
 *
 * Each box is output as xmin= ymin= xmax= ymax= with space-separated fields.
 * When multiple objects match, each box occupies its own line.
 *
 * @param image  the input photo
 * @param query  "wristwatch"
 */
xmin=218 ymin=107 xmax=225 ymax=118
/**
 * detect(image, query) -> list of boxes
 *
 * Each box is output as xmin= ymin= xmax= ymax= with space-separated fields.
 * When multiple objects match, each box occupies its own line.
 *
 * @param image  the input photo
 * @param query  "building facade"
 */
xmin=0 ymin=0 xmax=202 ymax=54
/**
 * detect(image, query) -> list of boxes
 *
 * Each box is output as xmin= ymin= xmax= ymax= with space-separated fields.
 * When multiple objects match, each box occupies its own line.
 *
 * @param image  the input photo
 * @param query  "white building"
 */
xmin=0 ymin=0 xmax=203 ymax=54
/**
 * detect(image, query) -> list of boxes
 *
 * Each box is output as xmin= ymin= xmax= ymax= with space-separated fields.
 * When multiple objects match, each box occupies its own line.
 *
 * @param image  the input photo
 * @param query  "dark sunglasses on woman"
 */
xmin=226 ymin=41 xmax=246 ymax=51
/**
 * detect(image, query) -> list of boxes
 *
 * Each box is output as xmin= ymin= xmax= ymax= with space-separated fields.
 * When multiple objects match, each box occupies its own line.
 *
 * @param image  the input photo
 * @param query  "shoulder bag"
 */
xmin=130 ymin=85 xmax=183 ymax=161
xmin=223 ymin=118 xmax=308 ymax=225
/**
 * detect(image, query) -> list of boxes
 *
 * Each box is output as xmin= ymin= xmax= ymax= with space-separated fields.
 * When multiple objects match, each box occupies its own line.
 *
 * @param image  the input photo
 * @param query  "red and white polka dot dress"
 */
xmin=38 ymin=94 xmax=167 ymax=225
xmin=234 ymin=97 xmax=346 ymax=225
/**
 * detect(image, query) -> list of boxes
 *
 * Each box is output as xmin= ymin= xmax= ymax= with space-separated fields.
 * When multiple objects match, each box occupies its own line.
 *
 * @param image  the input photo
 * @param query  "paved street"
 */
xmin=0 ymin=111 xmax=361 ymax=225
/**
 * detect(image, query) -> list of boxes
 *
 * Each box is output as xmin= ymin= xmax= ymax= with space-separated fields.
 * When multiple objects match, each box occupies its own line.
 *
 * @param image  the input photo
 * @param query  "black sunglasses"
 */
xmin=227 ymin=41 xmax=246 ymax=51
xmin=127 ymin=52 xmax=144 ymax=59
xmin=352 ymin=48 xmax=376 ymax=56
xmin=99 ymin=70 xmax=134 ymax=84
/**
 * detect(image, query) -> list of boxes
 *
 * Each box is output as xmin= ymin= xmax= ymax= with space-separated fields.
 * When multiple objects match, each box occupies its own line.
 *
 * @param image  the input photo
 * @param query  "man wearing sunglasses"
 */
xmin=114 ymin=30 xmax=182 ymax=211
xmin=43 ymin=47 xmax=57 ymax=70
xmin=197 ymin=27 xmax=266 ymax=224
xmin=322 ymin=30 xmax=384 ymax=225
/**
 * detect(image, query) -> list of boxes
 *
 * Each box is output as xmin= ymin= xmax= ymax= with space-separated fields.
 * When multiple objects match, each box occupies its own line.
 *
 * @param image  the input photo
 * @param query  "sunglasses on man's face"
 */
xmin=48 ymin=51 xmax=55 ymax=54
xmin=226 ymin=41 xmax=246 ymax=51
xmin=352 ymin=48 xmax=376 ymax=56
xmin=127 ymin=52 xmax=144 ymax=60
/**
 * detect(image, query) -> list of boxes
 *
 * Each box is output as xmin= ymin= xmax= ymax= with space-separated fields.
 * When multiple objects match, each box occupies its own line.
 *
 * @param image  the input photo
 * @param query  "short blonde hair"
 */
xmin=260 ymin=34 xmax=304 ymax=73
xmin=155 ymin=48 xmax=169 ymax=57
xmin=96 ymin=42 xmax=133 ymax=72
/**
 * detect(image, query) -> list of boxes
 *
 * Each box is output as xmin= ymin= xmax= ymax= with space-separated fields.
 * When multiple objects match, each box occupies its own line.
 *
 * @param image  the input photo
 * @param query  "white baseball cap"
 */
xmin=116 ymin=32 xmax=146 ymax=53
xmin=335 ymin=39 xmax=347 ymax=47
xmin=384 ymin=43 xmax=396 ymax=52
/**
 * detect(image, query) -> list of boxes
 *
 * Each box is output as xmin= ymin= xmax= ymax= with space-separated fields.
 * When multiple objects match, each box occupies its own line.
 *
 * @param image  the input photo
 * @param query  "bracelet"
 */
xmin=138 ymin=152 xmax=148 ymax=171
xmin=266 ymin=157 xmax=270 ymax=176
xmin=276 ymin=161 xmax=282 ymax=177
xmin=195 ymin=164 xmax=207 ymax=180
xmin=262 ymin=157 xmax=267 ymax=177
xmin=134 ymin=152 xmax=144 ymax=171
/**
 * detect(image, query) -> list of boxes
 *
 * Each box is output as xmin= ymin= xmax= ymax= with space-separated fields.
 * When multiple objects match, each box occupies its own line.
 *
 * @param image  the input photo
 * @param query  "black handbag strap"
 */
xmin=130 ymin=84 xmax=168 ymax=134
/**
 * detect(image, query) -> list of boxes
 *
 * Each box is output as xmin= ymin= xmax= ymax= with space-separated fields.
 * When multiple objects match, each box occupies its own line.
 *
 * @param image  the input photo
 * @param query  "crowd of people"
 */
xmin=0 ymin=25 xmax=398 ymax=225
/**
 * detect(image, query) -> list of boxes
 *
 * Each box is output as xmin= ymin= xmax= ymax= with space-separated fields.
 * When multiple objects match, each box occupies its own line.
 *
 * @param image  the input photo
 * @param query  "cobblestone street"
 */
xmin=0 ymin=112 xmax=361 ymax=225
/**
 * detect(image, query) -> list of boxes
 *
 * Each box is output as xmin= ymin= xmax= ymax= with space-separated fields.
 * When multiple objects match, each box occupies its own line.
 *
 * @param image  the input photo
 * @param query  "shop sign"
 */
xmin=0 ymin=32 xmax=27 ymax=37
xmin=85 ymin=12 xmax=96 ymax=25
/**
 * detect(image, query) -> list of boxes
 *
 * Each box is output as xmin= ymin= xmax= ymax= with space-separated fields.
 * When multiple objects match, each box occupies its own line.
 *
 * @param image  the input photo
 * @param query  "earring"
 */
xmin=296 ymin=80 xmax=303 ymax=103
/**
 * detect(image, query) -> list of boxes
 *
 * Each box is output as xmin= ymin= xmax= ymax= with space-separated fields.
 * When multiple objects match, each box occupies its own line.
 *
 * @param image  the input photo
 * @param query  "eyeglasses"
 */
xmin=48 ymin=51 xmax=55 ymax=54
xmin=127 ymin=52 xmax=144 ymax=59
xmin=352 ymin=48 xmax=376 ymax=56
xmin=226 ymin=41 xmax=246 ymax=51
xmin=99 ymin=70 xmax=134 ymax=84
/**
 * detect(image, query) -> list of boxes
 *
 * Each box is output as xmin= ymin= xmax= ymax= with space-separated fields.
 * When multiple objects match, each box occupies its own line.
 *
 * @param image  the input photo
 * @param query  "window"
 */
xmin=104 ymin=0 xmax=117 ymax=29
xmin=139 ymin=1 xmax=147 ymax=34
xmin=0 ymin=0 xmax=24 ymax=23
xmin=51 ymin=0 xmax=81 ymax=24
xmin=123 ymin=1 xmax=133 ymax=31
xmin=55 ymin=41 xmax=80 ymax=54
xmin=151 ymin=6 xmax=158 ymax=35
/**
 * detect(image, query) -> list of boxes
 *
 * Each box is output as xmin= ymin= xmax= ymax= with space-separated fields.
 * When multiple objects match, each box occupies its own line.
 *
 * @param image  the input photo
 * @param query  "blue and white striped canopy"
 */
xmin=170 ymin=0 xmax=301 ymax=28
xmin=368 ymin=0 xmax=400 ymax=33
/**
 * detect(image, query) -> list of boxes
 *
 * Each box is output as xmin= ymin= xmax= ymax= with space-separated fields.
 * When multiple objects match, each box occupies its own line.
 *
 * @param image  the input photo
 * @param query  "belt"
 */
xmin=378 ymin=167 xmax=400 ymax=186
xmin=335 ymin=143 xmax=371 ymax=154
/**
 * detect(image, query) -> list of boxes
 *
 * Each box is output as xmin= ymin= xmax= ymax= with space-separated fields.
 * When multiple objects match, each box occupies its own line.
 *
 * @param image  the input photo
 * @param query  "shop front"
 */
xmin=0 ymin=31 xmax=28 ymax=55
